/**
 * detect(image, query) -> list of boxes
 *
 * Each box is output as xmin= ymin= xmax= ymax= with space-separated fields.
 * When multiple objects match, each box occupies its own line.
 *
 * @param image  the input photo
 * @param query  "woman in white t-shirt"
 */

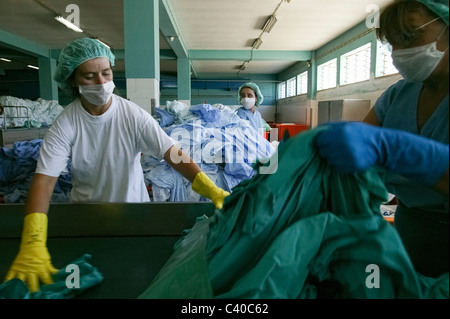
xmin=5 ymin=37 xmax=229 ymax=293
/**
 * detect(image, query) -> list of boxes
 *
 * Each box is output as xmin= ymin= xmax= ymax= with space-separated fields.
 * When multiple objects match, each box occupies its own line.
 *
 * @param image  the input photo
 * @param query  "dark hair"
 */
xmin=240 ymin=86 xmax=256 ymax=94
xmin=377 ymin=0 xmax=442 ymax=45
xmin=68 ymin=71 xmax=79 ymax=98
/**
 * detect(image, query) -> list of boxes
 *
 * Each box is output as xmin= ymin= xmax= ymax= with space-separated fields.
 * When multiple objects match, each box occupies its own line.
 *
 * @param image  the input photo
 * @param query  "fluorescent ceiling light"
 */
xmin=27 ymin=65 xmax=39 ymax=70
xmin=262 ymin=15 xmax=278 ymax=33
xmin=55 ymin=16 xmax=83 ymax=32
xmin=252 ymin=38 xmax=263 ymax=50
xmin=0 ymin=58 xmax=12 ymax=62
xmin=96 ymin=39 xmax=110 ymax=49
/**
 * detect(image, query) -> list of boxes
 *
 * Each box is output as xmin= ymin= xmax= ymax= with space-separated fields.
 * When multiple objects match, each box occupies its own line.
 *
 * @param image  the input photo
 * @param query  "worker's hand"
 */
xmin=316 ymin=122 xmax=382 ymax=173
xmin=316 ymin=121 xmax=449 ymax=186
xmin=4 ymin=213 xmax=58 ymax=293
xmin=192 ymin=172 xmax=230 ymax=209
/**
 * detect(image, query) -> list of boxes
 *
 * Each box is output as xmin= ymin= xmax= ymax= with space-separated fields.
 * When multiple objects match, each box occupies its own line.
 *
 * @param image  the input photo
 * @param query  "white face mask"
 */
xmin=391 ymin=26 xmax=448 ymax=82
xmin=79 ymin=81 xmax=115 ymax=106
xmin=241 ymin=97 xmax=256 ymax=109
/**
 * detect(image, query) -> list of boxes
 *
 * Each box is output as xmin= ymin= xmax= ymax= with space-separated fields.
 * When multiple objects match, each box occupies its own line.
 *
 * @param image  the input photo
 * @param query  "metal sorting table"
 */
xmin=0 ymin=202 xmax=215 ymax=299
xmin=0 ymin=105 xmax=49 ymax=148
xmin=0 ymin=127 xmax=49 ymax=148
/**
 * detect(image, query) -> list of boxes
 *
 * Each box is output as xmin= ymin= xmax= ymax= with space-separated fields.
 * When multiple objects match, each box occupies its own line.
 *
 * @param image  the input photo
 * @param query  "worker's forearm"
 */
xmin=164 ymin=146 xmax=201 ymax=182
xmin=25 ymin=173 xmax=58 ymax=216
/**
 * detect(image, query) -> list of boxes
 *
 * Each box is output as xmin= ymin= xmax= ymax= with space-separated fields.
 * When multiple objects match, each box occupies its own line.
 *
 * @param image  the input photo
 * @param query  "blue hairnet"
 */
xmin=54 ymin=37 xmax=115 ymax=91
xmin=238 ymin=82 xmax=264 ymax=106
xmin=416 ymin=0 xmax=449 ymax=26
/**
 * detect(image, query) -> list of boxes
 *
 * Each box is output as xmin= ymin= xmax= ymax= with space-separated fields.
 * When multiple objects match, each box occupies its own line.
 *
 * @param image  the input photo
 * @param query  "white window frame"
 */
xmin=340 ymin=43 xmax=371 ymax=85
xmin=286 ymin=77 xmax=296 ymax=97
xmin=317 ymin=58 xmax=337 ymax=91
xmin=297 ymin=71 xmax=308 ymax=95
xmin=277 ymin=81 xmax=286 ymax=99
xmin=375 ymin=40 xmax=399 ymax=78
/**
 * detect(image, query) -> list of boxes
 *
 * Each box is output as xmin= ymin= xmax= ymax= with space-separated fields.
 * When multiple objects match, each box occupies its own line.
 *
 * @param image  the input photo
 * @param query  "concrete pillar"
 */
xmin=123 ymin=0 xmax=160 ymax=113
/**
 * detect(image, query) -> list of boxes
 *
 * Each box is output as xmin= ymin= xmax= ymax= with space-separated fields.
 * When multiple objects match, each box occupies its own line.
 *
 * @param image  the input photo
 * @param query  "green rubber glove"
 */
xmin=192 ymin=172 xmax=230 ymax=209
xmin=4 ymin=213 xmax=58 ymax=292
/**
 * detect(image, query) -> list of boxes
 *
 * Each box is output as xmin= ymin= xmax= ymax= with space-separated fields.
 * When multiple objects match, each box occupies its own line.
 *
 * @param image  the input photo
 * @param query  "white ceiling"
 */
xmin=0 ymin=0 xmax=395 ymax=78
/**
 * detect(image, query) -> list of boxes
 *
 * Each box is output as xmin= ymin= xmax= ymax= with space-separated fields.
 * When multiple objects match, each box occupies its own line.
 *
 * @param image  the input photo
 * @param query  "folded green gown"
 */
xmin=0 ymin=254 xmax=103 ymax=299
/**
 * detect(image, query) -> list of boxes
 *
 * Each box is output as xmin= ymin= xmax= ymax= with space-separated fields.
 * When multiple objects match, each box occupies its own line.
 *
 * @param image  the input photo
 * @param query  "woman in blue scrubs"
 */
xmin=316 ymin=0 xmax=449 ymax=277
xmin=236 ymin=82 xmax=270 ymax=133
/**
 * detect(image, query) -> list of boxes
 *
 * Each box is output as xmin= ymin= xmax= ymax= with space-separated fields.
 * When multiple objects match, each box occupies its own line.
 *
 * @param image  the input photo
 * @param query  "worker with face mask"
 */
xmin=4 ymin=37 xmax=229 ymax=293
xmin=237 ymin=82 xmax=271 ymax=133
xmin=316 ymin=0 xmax=449 ymax=278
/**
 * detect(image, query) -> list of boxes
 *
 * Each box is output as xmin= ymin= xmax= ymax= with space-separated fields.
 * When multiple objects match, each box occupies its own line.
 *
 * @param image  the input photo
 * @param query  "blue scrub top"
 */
xmin=236 ymin=108 xmax=265 ymax=132
xmin=374 ymin=79 xmax=449 ymax=214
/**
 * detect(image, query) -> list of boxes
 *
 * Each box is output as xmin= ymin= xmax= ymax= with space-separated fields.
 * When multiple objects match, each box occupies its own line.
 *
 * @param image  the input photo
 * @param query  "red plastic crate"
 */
xmin=266 ymin=121 xmax=277 ymax=128
xmin=275 ymin=123 xmax=308 ymax=140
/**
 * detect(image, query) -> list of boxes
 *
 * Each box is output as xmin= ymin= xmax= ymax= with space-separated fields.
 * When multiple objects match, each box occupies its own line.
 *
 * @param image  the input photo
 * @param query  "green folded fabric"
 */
xmin=0 ymin=254 xmax=103 ymax=299
xmin=139 ymin=127 xmax=449 ymax=299
xmin=206 ymin=127 xmax=389 ymax=297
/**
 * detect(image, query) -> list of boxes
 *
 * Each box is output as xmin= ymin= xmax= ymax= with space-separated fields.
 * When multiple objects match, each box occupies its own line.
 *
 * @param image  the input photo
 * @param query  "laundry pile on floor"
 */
xmin=139 ymin=126 xmax=449 ymax=299
xmin=0 ymin=96 xmax=68 ymax=203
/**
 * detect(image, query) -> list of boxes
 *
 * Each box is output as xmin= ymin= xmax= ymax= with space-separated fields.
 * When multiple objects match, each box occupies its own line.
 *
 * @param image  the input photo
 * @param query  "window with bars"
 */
xmin=340 ymin=43 xmax=371 ymax=85
xmin=317 ymin=58 xmax=337 ymax=91
xmin=376 ymin=40 xmax=399 ymax=77
xmin=286 ymin=77 xmax=296 ymax=97
xmin=278 ymin=82 xmax=286 ymax=99
xmin=297 ymin=71 xmax=308 ymax=95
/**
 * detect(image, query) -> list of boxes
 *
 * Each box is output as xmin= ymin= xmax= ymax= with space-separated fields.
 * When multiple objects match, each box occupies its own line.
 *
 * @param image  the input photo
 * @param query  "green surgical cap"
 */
xmin=416 ymin=0 xmax=449 ymax=26
xmin=238 ymin=82 xmax=264 ymax=106
xmin=54 ymin=37 xmax=115 ymax=91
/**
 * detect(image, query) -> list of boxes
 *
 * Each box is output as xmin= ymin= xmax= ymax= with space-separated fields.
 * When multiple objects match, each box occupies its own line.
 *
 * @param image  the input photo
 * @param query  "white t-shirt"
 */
xmin=36 ymin=95 xmax=176 ymax=203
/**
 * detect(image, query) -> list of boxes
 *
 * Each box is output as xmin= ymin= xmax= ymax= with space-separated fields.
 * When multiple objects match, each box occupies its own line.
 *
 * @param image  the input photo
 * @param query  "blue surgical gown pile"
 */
xmin=143 ymin=102 xmax=275 ymax=202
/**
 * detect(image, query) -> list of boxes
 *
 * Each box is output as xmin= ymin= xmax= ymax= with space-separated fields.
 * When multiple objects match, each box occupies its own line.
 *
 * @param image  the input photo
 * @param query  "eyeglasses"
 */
xmin=386 ymin=17 xmax=440 ymax=46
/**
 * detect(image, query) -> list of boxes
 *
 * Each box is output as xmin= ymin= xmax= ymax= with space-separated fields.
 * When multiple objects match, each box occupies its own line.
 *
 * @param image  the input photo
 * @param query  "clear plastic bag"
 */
xmin=138 ymin=216 xmax=214 ymax=299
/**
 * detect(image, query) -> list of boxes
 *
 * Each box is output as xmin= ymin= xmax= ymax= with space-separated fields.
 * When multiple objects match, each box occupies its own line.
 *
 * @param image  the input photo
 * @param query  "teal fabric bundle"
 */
xmin=139 ymin=127 xmax=449 ymax=299
xmin=0 ymin=254 xmax=103 ymax=299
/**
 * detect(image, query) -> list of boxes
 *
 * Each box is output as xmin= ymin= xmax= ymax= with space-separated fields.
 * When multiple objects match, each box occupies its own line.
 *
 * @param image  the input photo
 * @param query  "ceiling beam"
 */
xmin=159 ymin=0 xmax=188 ymax=59
xmin=159 ymin=0 xmax=197 ymax=79
xmin=188 ymin=50 xmax=312 ymax=61
xmin=0 ymin=29 xmax=50 ymax=58
xmin=193 ymin=73 xmax=278 ymax=80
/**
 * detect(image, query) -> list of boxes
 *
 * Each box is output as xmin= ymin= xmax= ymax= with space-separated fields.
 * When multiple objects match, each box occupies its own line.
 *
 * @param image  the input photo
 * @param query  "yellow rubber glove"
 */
xmin=4 ymin=213 xmax=58 ymax=292
xmin=192 ymin=172 xmax=230 ymax=209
